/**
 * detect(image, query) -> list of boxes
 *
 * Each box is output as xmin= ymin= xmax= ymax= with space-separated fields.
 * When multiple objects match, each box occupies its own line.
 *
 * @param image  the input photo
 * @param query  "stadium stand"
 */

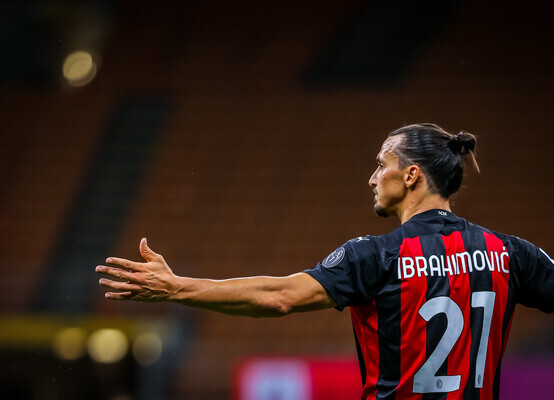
xmin=0 ymin=0 xmax=552 ymax=398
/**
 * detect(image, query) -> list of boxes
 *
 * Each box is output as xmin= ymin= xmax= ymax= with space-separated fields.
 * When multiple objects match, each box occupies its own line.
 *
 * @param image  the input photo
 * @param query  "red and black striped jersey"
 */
xmin=304 ymin=209 xmax=554 ymax=400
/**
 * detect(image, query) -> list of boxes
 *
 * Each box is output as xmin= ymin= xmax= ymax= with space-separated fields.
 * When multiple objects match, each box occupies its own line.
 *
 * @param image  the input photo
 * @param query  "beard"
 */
xmin=374 ymin=203 xmax=391 ymax=218
xmin=373 ymin=191 xmax=391 ymax=218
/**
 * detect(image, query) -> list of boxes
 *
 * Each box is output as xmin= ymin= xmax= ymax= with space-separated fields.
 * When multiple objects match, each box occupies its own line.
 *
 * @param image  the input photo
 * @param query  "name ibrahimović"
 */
xmin=397 ymin=248 xmax=510 ymax=280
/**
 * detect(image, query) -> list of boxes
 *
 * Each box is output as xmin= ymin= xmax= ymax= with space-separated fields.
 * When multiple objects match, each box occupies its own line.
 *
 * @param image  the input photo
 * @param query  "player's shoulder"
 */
xmin=343 ymin=225 xmax=406 ymax=255
xmin=464 ymin=220 xmax=550 ymax=264
xmin=342 ymin=234 xmax=379 ymax=254
xmin=465 ymin=220 xmax=531 ymax=249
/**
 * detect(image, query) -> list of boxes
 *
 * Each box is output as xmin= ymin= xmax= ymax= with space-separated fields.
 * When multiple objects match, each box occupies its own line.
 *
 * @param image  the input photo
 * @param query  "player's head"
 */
xmin=369 ymin=123 xmax=479 ymax=218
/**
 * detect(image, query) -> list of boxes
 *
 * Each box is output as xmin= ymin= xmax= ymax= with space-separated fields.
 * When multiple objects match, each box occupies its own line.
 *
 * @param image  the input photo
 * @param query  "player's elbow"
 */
xmin=271 ymin=300 xmax=293 ymax=317
xmin=254 ymin=294 xmax=294 ymax=318
xmin=261 ymin=303 xmax=292 ymax=318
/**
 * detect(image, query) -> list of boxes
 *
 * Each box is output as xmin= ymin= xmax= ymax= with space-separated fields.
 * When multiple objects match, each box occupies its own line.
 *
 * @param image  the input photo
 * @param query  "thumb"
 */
xmin=139 ymin=237 xmax=158 ymax=262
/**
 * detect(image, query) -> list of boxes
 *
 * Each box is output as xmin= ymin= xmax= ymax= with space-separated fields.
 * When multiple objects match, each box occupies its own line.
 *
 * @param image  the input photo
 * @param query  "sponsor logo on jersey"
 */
xmin=322 ymin=247 xmax=345 ymax=268
xmin=438 ymin=210 xmax=447 ymax=216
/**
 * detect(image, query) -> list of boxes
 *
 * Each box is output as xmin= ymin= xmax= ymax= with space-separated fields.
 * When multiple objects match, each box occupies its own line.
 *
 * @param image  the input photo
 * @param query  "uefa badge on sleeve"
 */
xmin=322 ymin=247 xmax=345 ymax=268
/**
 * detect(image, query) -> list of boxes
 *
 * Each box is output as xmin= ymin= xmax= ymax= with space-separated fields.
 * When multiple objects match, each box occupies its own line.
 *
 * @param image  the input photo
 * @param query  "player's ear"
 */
xmin=404 ymin=164 xmax=421 ymax=189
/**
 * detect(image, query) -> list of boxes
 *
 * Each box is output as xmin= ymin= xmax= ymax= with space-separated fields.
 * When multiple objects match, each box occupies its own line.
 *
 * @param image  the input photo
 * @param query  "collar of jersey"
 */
xmin=405 ymin=208 xmax=458 ymax=223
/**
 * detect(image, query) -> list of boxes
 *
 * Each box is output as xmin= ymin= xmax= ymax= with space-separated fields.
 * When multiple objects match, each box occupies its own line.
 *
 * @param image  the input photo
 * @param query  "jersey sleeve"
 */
xmin=511 ymin=237 xmax=554 ymax=313
xmin=303 ymin=237 xmax=382 ymax=311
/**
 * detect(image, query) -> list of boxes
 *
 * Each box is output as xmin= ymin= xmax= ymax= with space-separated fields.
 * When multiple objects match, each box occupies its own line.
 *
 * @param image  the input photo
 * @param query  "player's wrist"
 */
xmin=169 ymin=275 xmax=195 ymax=302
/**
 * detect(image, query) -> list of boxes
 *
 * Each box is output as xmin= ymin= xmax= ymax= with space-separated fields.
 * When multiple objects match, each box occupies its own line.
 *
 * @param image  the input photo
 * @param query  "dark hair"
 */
xmin=388 ymin=123 xmax=479 ymax=198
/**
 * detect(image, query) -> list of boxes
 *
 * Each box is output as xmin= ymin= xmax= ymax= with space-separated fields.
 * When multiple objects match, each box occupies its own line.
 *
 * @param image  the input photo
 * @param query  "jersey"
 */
xmin=304 ymin=209 xmax=554 ymax=400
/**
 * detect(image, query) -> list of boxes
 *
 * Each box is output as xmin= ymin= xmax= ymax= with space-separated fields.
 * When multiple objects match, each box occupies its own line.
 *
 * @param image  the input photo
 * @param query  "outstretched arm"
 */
xmin=96 ymin=238 xmax=336 ymax=318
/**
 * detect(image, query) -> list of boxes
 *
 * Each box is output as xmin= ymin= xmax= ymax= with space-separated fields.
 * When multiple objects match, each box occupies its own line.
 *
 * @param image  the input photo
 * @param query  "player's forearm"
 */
xmin=170 ymin=275 xmax=299 ymax=318
xmin=96 ymin=240 xmax=334 ymax=315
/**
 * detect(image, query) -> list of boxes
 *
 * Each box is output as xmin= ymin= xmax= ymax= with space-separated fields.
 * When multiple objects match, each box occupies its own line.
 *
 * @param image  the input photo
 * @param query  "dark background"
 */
xmin=1 ymin=0 xmax=553 ymax=398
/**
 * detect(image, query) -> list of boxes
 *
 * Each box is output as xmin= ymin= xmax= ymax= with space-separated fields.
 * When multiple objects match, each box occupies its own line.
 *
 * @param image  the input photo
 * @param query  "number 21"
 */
xmin=413 ymin=291 xmax=496 ymax=393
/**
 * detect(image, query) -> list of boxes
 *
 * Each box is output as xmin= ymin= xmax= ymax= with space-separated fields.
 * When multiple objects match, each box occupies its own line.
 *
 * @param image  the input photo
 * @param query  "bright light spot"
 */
xmin=87 ymin=328 xmax=128 ymax=364
xmin=62 ymin=51 xmax=97 ymax=87
xmin=52 ymin=327 xmax=87 ymax=360
xmin=133 ymin=332 xmax=163 ymax=366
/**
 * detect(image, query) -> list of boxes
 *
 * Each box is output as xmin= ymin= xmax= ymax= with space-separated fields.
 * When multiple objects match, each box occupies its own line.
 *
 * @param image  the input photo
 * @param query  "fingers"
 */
xmin=105 ymin=291 xmax=133 ymax=300
xmin=99 ymin=278 xmax=141 ymax=301
xmin=102 ymin=238 xmax=162 ymax=272
xmin=97 ymin=237 xmax=162 ymax=302
xmin=139 ymin=237 xmax=161 ymax=263
xmin=104 ymin=256 xmax=143 ymax=272
xmin=98 ymin=277 xmax=141 ymax=292
xmin=96 ymin=265 xmax=136 ymax=282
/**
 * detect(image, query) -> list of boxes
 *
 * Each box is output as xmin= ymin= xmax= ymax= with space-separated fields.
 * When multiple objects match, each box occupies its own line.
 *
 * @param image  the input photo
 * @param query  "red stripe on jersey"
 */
xmin=442 ymin=231 xmax=471 ymax=399
xmin=351 ymin=301 xmax=379 ymax=400
xmin=397 ymin=236 xmax=427 ymax=400
xmin=482 ymin=232 xmax=511 ymax=398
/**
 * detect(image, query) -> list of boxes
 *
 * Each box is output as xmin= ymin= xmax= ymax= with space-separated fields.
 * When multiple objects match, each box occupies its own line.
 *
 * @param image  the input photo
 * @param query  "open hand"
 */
xmin=96 ymin=238 xmax=180 ymax=301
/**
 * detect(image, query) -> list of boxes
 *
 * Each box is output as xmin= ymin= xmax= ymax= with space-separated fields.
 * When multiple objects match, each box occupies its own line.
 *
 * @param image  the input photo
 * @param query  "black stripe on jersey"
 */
xmin=462 ymin=228 xmax=493 ymax=400
xmin=492 ymin=242 xmax=517 ymax=399
xmin=492 ymin=299 xmax=514 ymax=398
xmin=375 ymin=269 xmax=401 ymax=399
xmin=352 ymin=323 xmax=367 ymax=387
xmin=421 ymin=234 xmax=450 ymax=400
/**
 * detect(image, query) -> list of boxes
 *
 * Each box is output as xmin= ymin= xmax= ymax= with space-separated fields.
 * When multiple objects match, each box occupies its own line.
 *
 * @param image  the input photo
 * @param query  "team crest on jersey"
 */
xmin=322 ymin=247 xmax=345 ymax=268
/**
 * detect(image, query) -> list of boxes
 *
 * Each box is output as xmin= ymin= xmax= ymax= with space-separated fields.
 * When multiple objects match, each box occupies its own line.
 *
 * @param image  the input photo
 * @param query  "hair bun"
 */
xmin=448 ymin=131 xmax=476 ymax=155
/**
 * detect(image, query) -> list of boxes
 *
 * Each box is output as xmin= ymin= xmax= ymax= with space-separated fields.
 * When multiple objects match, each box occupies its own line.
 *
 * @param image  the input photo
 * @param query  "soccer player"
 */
xmin=96 ymin=123 xmax=554 ymax=399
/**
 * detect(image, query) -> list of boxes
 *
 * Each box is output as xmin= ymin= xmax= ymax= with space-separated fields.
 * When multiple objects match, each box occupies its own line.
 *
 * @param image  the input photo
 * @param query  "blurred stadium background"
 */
xmin=1 ymin=0 xmax=553 ymax=399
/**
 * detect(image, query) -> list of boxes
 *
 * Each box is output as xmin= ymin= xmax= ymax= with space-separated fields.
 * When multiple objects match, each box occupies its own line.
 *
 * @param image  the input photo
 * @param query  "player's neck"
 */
xmin=397 ymin=193 xmax=451 ymax=224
